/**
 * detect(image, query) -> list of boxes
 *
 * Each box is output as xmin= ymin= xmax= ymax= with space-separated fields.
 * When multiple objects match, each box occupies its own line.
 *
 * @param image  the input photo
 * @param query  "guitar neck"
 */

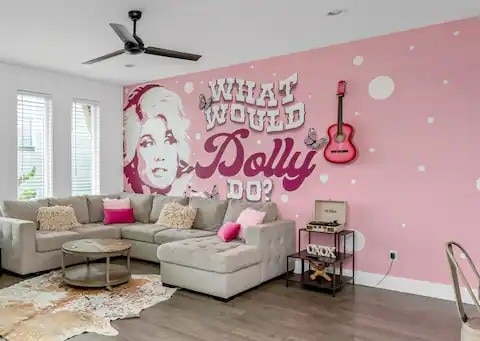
xmin=337 ymin=95 xmax=344 ymax=134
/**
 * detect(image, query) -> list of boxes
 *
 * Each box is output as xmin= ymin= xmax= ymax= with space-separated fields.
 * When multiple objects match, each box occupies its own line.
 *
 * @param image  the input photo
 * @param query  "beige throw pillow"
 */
xmin=156 ymin=202 xmax=196 ymax=229
xmin=37 ymin=205 xmax=81 ymax=231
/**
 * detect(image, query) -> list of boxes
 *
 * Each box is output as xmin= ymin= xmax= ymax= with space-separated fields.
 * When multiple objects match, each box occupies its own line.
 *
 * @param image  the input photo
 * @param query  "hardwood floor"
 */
xmin=0 ymin=260 xmax=463 ymax=341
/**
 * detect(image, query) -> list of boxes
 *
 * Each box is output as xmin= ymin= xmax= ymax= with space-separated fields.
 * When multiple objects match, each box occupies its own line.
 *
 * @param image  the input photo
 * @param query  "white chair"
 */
xmin=446 ymin=241 xmax=480 ymax=341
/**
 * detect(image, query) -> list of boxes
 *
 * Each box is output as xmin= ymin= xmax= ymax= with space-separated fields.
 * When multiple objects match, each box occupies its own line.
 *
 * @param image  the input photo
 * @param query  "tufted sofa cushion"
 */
xmin=188 ymin=197 xmax=228 ymax=231
xmin=154 ymin=228 xmax=215 ymax=244
xmin=244 ymin=220 xmax=295 ymax=282
xmin=1 ymin=199 xmax=49 ymax=223
xmin=85 ymin=194 xmax=119 ymax=223
xmin=74 ymin=223 xmax=122 ymax=239
xmin=48 ymin=196 xmax=90 ymax=224
xmin=36 ymin=230 xmax=82 ymax=252
xmin=119 ymin=193 xmax=153 ymax=223
xmin=157 ymin=236 xmax=261 ymax=273
xmin=121 ymin=223 xmax=171 ymax=243
xmin=149 ymin=195 xmax=189 ymax=223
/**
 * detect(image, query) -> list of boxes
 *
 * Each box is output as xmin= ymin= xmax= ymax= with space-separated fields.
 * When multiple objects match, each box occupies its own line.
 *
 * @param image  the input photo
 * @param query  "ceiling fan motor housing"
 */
xmin=125 ymin=41 xmax=143 ymax=54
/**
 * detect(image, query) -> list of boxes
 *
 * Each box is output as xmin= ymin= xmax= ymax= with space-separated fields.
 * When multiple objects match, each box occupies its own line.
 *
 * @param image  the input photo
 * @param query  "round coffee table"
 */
xmin=61 ymin=239 xmax=132 ymax=290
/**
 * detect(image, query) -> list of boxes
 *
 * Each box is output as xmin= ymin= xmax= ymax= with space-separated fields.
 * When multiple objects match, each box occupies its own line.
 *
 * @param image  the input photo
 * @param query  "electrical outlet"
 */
xmin=389 ymin=250 xmax=398 ymax=262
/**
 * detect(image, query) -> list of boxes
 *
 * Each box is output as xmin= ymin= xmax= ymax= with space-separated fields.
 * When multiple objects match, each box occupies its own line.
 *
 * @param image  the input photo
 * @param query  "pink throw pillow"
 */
xmin=217 ymin=222 xmax=241 ymax=242
xmin=103 ymin=198 xmax=130 ymax=210
xmin=236 ymin=208 xmax=266 ymax=240
xmin=104 ymin=208 xmax=135 ymax=224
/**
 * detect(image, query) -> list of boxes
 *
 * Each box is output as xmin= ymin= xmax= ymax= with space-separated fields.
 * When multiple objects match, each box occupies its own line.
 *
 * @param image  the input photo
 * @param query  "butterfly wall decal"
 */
xmin=203 ymin=184 xmax=219 ymax=199
xmin=304 ymin=128 xmax=329 ymax=150
xmin=183 ymin=184 xmax=219 ymax=200
xmin=199 ymin=93 xmax=213 ymax=112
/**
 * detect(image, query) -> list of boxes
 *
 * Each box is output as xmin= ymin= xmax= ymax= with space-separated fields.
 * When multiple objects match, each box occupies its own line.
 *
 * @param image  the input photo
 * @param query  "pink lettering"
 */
xmin=195 ymin=128 xmax=317 ymax=191
xmin=194 ymin=129 xmax=247 ymax=178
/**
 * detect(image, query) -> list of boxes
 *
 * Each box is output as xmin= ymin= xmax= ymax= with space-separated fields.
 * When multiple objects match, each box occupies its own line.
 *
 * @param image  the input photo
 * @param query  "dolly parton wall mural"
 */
xmin=123 ymin=72 xmax=319 ymax=200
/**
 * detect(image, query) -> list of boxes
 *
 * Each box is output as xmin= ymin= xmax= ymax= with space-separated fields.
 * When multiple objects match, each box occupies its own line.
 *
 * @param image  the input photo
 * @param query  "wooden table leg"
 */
xmin=106 ymin=256 xmax=112 ymax=290
xmin=61 ymin=251 xmax=66 ymax=280
xmin=126 ymin=251 xmax=131 ymax=276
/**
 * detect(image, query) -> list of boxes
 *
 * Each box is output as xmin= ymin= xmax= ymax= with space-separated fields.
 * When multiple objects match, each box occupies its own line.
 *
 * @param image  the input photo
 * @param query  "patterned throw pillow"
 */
xmin=37 ymin=206 xmax=81 ymax=231
xmin=156 ymin=202 xmax=197 ymax=229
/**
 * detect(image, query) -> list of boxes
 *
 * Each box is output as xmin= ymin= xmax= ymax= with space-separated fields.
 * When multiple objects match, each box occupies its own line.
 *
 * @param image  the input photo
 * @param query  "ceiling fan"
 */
xmin=83 ymin=10 xmax=202 ymax=65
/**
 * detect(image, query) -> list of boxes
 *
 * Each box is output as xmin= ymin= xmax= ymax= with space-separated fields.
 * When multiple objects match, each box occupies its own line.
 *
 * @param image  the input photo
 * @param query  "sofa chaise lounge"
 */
xmin=0 ymin=193 xmax=295 ymax=299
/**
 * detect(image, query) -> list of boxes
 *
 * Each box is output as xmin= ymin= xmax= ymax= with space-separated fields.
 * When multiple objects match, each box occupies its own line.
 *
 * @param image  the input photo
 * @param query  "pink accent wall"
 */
xmin=124 ymin=17 xmax=480 ymax=285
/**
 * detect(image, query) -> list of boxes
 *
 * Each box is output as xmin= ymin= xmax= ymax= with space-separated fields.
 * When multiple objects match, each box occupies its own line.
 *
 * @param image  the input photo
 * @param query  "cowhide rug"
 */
xmin=0 ymin=271 xmax=176 ymax=341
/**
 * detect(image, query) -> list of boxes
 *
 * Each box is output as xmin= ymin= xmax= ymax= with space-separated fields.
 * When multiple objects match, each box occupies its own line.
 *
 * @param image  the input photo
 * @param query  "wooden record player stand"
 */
xmin=285 ymin=228 xmax=355 ymax=296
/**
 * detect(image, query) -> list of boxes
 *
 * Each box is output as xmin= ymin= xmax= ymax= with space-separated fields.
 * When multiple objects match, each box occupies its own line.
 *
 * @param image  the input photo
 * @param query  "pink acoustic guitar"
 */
xmin=324 ymin=80 xmax=357 ymax=164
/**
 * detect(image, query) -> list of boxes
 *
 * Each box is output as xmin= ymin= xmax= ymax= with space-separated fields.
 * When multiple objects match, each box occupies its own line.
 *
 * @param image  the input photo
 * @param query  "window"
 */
xmin=71 ymin=100 xmax=100 ymax=195
xmin=17 ymin=91 xmax=52 ymax=200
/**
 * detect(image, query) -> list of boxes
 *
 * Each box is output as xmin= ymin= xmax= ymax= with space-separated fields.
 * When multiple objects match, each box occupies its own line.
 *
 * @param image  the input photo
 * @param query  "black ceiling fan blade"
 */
xmin=144 ymin=46 xmax=201 ymax=61
xmin=110 ymin=23 xmax=136 ymax=44
xmin=82 ymin=49 xmax=125 ymax=64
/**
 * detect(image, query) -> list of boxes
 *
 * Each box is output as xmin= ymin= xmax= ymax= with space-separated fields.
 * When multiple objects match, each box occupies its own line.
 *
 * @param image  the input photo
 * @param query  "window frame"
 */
xmin=71 ymin=98 xmax=101 ymax=196
xmin=16 ymin=89 xmax=53 ymax=200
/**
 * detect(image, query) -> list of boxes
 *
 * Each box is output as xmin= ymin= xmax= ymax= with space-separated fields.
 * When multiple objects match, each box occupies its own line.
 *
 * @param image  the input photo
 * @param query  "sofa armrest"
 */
xmin=244 ymin=220 xmax=296 ymax=281
xmin=0 ymin=217 xmax=37 ymax=257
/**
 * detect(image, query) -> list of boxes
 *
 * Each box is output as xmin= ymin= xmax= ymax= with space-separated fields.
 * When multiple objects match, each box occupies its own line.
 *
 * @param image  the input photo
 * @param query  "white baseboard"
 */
xmin=294 ymin=260 xmax=476 ymax=305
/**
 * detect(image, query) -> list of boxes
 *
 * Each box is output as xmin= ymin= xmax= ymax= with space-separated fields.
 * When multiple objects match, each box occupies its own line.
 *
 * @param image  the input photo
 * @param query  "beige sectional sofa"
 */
xmin=0 ymin=193 xmax=295 ymax=299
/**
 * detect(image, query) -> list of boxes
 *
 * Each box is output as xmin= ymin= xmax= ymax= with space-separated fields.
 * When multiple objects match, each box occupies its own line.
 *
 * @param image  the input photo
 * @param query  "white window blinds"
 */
xmin=17 ymin=91 xmax=52 ymax=200
xmin=71 ymin=100 xmax=100 ymax=195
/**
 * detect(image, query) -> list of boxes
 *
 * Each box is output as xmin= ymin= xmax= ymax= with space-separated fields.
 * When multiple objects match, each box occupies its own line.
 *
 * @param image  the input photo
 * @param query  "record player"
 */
xmin=306 ymin=200 xmax=347 ymax=233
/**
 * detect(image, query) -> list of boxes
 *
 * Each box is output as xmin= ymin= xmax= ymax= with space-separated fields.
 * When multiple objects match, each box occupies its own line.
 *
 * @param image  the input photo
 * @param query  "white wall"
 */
xmin=0 ymin=62 xmax=123 ymax=201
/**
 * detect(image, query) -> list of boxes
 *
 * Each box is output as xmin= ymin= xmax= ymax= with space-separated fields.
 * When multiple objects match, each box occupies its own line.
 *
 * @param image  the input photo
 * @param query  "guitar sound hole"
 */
xmin=335 ymin=133 xmax=345 ymax=143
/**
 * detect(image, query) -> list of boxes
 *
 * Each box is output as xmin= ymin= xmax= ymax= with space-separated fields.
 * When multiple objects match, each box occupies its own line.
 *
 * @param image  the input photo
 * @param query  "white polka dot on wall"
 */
xmin=369 ymin=76 xmax=395 ymax=100
xmin=319 ymin=174 xmax=329 ymax=184
xmin=346 ymin=230 xmax=366 ymax=252
xmin=257 ymin=140 xmax=261 ymax=145
xmin=475 ymin=178 xmax=480 ymax=191
xmin=443 ymin=80 xmax=449 ymax=85
xmin=401 ymin=223 xmax=406 ymax=228
xmin=272 ymin=72 xmax=276 ymax=77
xmin=453 ymin=31 xmax=461 ymax=36
xmin=200 ymin=80 xmax=204 ymax=84
xmin=354 ymin=112 xmax=360 ymax=116
xmin=280 ymin=194 xmax=289 ymax=203
xmin=175 ymin=80 xmax=178 ymax=84
xmin=353 ymin=56 xmax=364 ymax=66
xmin=295 ymin=214 xmax=299 ymax=219
xmin=409 ymin=45 xmax=415 ymax=51
xmin=351 ymin=179 xmax=356 ymax=185
xmin=427 ymin=117 xmax=435 ymax=124
xmin=417 ymin=165 xmax=426 ymax=172
xmin=369 ymin=147 xmax=376 ymax=153
xmin=195 ymin=133 xmax=201 ymax=140
xmin=308 ymin=94 xmax=312 ymax=99
xmin=250 ymin=65 xmax=254 ymax=69
xmin=184 ymin=82 xmax=194 ymax=94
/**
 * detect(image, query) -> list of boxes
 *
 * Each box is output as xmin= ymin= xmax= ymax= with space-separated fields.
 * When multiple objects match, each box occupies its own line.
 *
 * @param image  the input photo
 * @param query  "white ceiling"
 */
xmin=0 ymin=0 xmax=478 ymax=85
